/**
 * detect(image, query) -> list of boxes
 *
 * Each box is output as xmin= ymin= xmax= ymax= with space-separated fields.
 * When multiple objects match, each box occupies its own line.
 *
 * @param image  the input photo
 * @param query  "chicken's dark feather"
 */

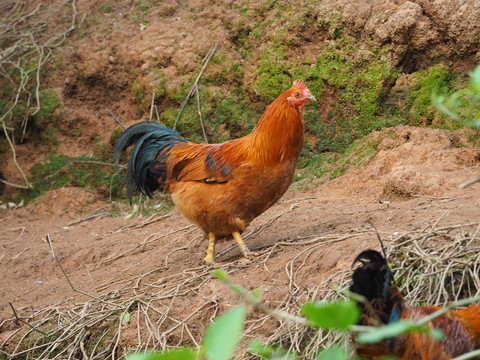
xmin=114 ymin=121 xmax=187 ymax=203
xmin=350 ymin=249 xmax=480 ymax=359
xmin=350 ymin=250 xmax=400 ymax=325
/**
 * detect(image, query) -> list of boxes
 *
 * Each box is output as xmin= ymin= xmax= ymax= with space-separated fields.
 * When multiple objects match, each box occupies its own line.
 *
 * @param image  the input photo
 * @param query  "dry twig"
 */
xmin=0 ymin=0 xmax=78 ymax=189
xmin=3 ymin=218 xmax=479 ymax=359
xmin=173 ymin=44 xmax=217 ymax=132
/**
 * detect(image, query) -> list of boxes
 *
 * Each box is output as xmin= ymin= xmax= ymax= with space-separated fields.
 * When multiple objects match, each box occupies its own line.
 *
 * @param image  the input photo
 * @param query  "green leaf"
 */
xmin=357 ymin=321 xmax=414 ymax=344
xmin=249 ymin=338 xmax=273 ymax=357
xmin=125 ymin=348 xmax=197 ymax=360
xmin=252 ymin=288 xmax=262 ymax=302
xmin=356 ymin=320 xmax=444 ymax=344
xmin=469 ymin=64 xmax=480 ymax=92
xmin=316 ymin=346 xmax=346 ymax=360
xmin=469 ymin=119 xmax=480 ymax=128
xmin=301 ymin=300 xmax=361 ymax=331
xmin=249 ymin=338 xmax=296 ymax=360
xmin=212 ymin=269 xmax=228 ymax=281
xmin=121 ymin=312 xmax=131 ymax=324
xmin=203 ymin=305 xmax=247 ymax=360
xmin=429 ymin=328 xmax=445 ymax=341
xmin=122 ymin=312 xmax=131 ymax=325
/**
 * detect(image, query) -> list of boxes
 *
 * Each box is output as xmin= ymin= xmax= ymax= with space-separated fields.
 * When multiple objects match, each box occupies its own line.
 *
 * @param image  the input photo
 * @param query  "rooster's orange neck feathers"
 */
xmin=244 ymin=90 xmax=305 ymax=164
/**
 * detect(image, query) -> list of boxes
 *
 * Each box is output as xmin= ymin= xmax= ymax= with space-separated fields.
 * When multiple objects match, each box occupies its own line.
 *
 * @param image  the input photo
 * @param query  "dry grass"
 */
xmin=264 ymin=219 xmax=480 ymax=358
xmin=1 ymin=210 xmax=479 ymax=359
xmin=0 ymin=0 xmax=78 ymax=189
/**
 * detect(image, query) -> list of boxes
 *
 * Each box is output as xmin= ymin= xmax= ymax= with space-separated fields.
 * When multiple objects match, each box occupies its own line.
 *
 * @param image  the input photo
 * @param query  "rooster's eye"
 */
xmin=294 ymin=92 xmax=300 ymax=97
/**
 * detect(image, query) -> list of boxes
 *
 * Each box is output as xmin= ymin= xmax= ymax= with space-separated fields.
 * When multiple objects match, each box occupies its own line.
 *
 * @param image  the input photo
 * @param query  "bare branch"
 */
xmin=149 ymin=90 xmax=155 ymax=122
xmin=460 ymin=176 xmax=480 ymax=189
xmin=106 ymin=108 xmax=126 ymax=130
xmin=9 ymin=302 xmax=48 ymax=336
xmin=45 ymin=234 xmax=123 ymax=308
xmin=195 ymin=84 xmax=208 ymax=143
xmin=0 ymin=0 xmax=78 ymax=189
xmin=173 ymin=44 xmax=217 ymax=130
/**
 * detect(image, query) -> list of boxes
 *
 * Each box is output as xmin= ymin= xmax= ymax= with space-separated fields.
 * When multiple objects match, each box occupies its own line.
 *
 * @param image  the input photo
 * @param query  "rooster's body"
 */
xmin=114 ymin=81 xmax=315 ymax=264
xmin=350 ymin=250 xmax=480 ymax=359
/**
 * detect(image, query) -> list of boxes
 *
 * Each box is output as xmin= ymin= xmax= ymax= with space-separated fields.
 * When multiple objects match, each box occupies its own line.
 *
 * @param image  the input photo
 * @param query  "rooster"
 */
xmin=114 ymin=80 xmax=316 ymax=264
xmin=350 ymin=250 xmax=480 ymax=359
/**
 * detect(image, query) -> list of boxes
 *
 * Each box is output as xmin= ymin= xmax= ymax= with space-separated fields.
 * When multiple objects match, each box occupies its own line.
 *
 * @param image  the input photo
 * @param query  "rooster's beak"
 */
xmin=307 ymin=94 xmax=317 ymax=102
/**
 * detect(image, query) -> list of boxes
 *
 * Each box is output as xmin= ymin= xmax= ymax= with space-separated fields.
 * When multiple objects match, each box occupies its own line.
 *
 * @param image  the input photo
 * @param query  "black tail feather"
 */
xmin=114 ymin=121 xmax=186 ymax=203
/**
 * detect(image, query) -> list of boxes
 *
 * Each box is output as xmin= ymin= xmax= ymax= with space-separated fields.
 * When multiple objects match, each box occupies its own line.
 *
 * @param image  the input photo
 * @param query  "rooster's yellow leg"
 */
xmin=203 ymin=232 xmax=216 ymax=265
xmin=232 ymin=231 xmax=259 ymax=258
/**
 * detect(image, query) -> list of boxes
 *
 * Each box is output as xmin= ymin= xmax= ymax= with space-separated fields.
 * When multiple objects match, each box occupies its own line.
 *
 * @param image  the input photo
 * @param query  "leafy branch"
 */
xmin=432 ymin=64 xmax=480 ymax=127
xmin=125 ymin=270 xmax=480 ymax=360
xmin=432 ymin=64 xmax=480 ymax=189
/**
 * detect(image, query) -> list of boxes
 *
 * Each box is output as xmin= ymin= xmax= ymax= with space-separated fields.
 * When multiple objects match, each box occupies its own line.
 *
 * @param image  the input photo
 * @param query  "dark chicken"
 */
xmin=350 ymin=250 xmax=480 ymax=359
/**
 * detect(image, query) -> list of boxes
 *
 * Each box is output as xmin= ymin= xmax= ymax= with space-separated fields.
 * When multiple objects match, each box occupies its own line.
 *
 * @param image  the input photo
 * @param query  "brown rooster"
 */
xmin=350 ymin=250 xmax=480 ymax=359
xmin=114 ymin=80 xmax=316 ymax=264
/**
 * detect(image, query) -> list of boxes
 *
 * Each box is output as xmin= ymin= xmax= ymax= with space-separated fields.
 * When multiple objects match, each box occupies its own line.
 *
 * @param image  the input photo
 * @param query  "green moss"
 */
xmin=294 ymin=148 xmax=338 ymax=183
xmin=252 ymin=41 xmax=398 ymax=169
xmin=0 ymin=82 xmax=63 ymax=135
xmin=160 ymin=83 xmax=264 ymax=146
xmin=161 ymin=107 xmax=179 ymax=128
xmin=161 ymin=85 xmax=215 ymax=144
xmin=246 ymin=30 xmax=397 ymax=154
xmin=305 ymin=47 xmax=397 ymax=152
xmin=110 ymin=127 xmax=123 ymax=147
xmin=131 ymin=78 xmax=146 ymax=107
xmin=330 ymin=130 xmax=383 ymax=178
xmin=233 ymin=21 xmax=252 ymax=47
xmin=213 ymin=93 xmax=263 ymax=141
xmin=467 ymin=131 xmax=480 ymax=146
xmin=204 ymin=52 xmax=244 ymax=86
xmin=17 ymin=151 xmax=126 ymax=204
xmin=99 ymin=4 xmax=113 ymax=12
xmin=254 ymin=45 xmax=292 ymax=102
xmin=0 ymin=81 xmax=28 ymax=129
xmin=406 ymin=65 xmax=455 ymax=127
xmin=33 ymin=89 xmax=64 ymax=128
xmin=294 ymin=128 xmax=385 ymax=185
xmin=137 ymin=0 xmax=149 ymax=13
xmin=12 ymin=128 xmax=128 ymax=204
xmin=154 ymin=85 xmax=164 ymax=99
xmin=131 ymin=73 xmax=166 ymax=112
xmin=254 ymin=42 xmax=315 ymax=100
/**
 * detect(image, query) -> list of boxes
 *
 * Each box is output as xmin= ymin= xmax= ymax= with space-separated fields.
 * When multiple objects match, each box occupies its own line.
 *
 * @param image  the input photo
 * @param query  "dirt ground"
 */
xmin=1 ymin=126 xmax=480 ymax=356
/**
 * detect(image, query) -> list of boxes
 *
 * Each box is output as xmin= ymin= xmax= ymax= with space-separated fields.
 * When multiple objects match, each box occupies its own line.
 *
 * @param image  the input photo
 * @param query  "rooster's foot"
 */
xmin=203 ymin=254 xmax=217 ymax=266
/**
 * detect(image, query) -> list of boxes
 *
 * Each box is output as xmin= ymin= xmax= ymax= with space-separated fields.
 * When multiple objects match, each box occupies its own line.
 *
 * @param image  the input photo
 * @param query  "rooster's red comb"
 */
xmin=293 ymin=80 xmax=307 ymax=90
